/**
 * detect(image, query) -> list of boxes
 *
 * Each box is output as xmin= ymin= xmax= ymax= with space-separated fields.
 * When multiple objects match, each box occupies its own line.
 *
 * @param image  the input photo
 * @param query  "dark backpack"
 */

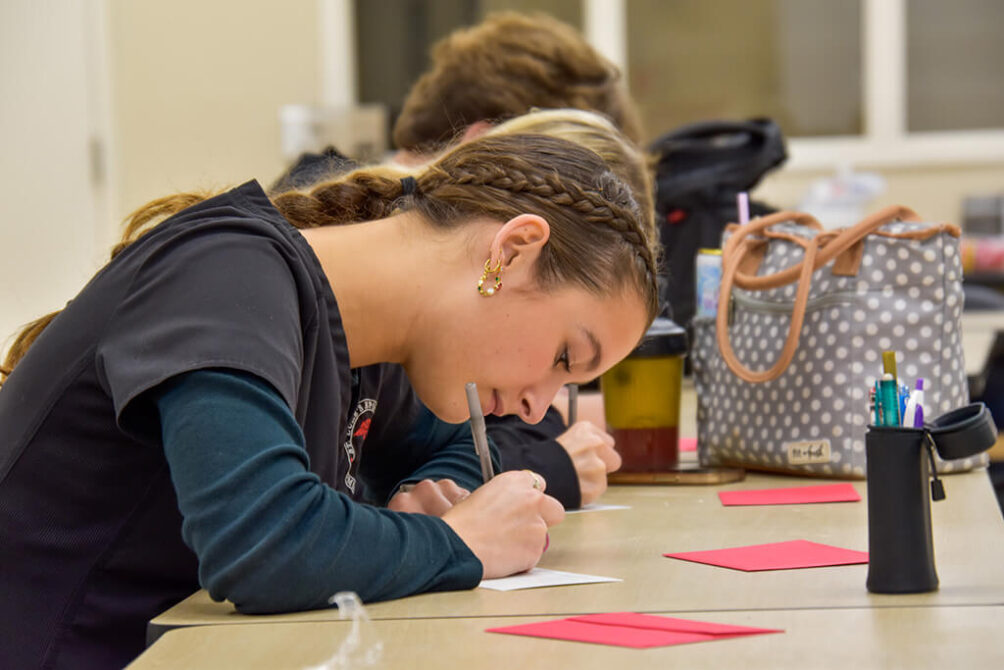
xmin=650 ymin=118 xmax=787 ymax=326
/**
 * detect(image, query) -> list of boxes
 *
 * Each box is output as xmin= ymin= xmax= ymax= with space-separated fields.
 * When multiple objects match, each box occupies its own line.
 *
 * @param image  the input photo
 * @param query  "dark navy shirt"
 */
xmin=0 ymin=181 xmax=485 ymax=669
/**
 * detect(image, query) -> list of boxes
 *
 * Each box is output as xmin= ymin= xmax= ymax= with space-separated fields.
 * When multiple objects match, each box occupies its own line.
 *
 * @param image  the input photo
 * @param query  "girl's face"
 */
xmin=406 ymin=282 xmax=649 ymax=425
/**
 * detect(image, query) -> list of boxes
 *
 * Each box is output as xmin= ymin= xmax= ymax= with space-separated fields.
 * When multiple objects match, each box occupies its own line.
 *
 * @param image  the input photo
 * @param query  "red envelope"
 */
xmin=487 ymin=612 xmax=782 ymax=649
xmin=663 ymin=539 xmax=868 ymax=572
xmin=718 ymin=483 xmax=861 ymax=506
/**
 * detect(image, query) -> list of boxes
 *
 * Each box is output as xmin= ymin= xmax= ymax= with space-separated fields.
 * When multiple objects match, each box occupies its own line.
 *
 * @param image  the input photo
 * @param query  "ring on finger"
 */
xmin=523 ymin=469 xmax=543 ymax=491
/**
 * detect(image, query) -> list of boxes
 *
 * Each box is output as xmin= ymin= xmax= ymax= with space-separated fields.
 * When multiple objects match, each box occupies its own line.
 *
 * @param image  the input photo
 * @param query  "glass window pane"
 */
xmin=356 ymin=0 xmax=581 ymax=133
xmin=626 ymin=0 xmax=862 ymax=141
xmin=907 ymin=0 xmax=1004 ymax=132
xmin=480 ymin=0 xmax=580 ymax=27
xmin=356 ymin=1 xmax=476 ymax=124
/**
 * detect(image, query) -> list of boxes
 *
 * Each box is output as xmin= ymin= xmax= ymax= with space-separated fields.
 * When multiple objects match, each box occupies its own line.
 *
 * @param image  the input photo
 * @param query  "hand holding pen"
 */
xmin=441 ymin=382 xmax=564 ymax=579
xmin=441 ymin=469 xmax=564 ymax=578
xmin=554 ymin=383 xmax=622 ymax=506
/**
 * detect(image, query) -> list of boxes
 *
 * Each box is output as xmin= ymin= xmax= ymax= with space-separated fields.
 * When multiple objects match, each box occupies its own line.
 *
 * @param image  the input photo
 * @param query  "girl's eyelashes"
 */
xmin=555 ymin=346 xmax=571 ymax=373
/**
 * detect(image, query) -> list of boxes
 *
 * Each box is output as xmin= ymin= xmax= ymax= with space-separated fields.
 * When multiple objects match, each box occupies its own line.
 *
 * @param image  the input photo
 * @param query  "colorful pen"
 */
xmin=882 ymin=351 xmax=898 ymax=384
xmin=737 ymin=192 xmax=750 ymax=226
xmin=872 ymin=380 xmax=882 ymax=425
xmin=879 ymin=373 xmax=901 ymax=426
xmin=902 ymin=378 xmax=926 ymax=428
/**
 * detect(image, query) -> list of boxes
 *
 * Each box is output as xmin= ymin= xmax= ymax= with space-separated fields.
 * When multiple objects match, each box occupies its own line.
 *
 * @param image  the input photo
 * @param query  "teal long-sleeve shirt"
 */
xmin=155 ymin=369 xmax=487 ymax=613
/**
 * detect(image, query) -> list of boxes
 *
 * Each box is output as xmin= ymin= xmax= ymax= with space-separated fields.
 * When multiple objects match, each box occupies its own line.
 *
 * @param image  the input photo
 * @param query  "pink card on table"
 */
xmin=678 ymin=436 xmax=697 ymax=452
xmin=663 ymin=539 xmax=868 ymax=572
xmin=718 ymin=483 xmax=860 ymax=506
xmin=486 ymin=612 xmax=782 ymax=649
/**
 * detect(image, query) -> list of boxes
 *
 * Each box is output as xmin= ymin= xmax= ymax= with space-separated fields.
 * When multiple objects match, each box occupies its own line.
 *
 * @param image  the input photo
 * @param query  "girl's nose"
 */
xmin=518 ymin=383 xmax=561 ymax=424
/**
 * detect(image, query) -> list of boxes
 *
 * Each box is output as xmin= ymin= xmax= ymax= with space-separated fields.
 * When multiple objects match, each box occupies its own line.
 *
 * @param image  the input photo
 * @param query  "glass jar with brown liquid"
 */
xmin=601 ymin=318 xmax=687 ymax=473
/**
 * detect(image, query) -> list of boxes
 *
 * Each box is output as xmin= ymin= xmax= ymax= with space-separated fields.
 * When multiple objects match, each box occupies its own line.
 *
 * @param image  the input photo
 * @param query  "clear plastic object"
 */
xmin=303 ymin=592 xmax=384 ymax=669
xmin=798 ymin=164 xmax=886 ymax=228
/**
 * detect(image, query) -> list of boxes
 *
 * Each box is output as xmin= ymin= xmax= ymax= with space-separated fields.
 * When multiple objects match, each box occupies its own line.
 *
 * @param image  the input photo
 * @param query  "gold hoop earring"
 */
xmin=477 ymin=257 xmax=503 ymax=297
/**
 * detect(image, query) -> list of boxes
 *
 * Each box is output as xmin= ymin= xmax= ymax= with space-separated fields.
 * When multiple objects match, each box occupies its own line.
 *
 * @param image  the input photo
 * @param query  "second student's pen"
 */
xmin=567 ymin=384 xmax=578 ymax=425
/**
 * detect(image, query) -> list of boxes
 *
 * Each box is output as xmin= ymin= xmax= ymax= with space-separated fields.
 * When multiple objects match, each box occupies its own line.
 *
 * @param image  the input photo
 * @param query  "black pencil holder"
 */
xmin=865 ymin=403 xmax=996 ymax=594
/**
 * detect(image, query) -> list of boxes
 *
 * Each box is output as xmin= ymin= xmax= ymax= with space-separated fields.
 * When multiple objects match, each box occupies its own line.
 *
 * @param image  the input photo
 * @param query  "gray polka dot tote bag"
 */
xmin=691 ymin=205 xmax=987 ymax=478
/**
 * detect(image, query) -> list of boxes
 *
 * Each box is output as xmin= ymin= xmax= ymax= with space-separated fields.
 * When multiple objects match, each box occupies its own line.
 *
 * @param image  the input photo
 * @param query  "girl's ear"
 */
xmin=490 ymin=214 xmax=550 ymax=274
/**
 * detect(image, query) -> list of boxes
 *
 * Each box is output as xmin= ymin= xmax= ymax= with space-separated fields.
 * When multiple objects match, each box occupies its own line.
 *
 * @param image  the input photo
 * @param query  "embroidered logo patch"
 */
xmin=343 ymin=398 xmax=377 ymax=493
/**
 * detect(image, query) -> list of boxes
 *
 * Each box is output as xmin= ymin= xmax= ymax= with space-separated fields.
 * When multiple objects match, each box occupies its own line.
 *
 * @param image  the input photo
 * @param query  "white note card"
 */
xmin=478 ymin=568 xmax=621 ymax=591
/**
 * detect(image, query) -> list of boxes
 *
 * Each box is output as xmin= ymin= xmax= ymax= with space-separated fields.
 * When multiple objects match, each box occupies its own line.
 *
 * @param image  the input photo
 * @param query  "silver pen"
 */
xmin=567 ymin=383 xmax=578 ymax=425
xmin=465 ymin=382 xmax=495 ymax=483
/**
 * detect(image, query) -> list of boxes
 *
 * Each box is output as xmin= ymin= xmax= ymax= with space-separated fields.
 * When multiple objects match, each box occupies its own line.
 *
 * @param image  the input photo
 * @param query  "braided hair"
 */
xmin=271 ymin=132 xmax=659 ymax=320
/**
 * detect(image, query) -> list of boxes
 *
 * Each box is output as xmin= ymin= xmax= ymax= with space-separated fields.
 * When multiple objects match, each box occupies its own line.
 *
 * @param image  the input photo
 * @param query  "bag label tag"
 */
xmin=785 ymin=439 xmax=832 ymax=464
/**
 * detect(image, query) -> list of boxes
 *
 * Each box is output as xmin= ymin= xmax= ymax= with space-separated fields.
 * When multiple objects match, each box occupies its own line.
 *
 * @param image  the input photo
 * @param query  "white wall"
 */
xmin=106 ymin=0 xmax=320 ymax=220
xmin=0 ymin=1 xmax=105 ymax=349
xmin=0 ymin=1 xmax=322 ymax=358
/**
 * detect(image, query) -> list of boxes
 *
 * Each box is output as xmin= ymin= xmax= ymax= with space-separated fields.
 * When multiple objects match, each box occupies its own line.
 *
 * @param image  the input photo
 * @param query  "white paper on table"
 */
xmin=565 ymin=503 xmax=631 ymax=514
xmin=478 ymin=568 xmax=621 ymax=591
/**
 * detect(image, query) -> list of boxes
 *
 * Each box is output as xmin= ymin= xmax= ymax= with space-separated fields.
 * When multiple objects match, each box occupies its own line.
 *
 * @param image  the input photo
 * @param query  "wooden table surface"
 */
xmin=149 ymin=468 xmax=1004 ymax=640
xmin=132 ymin=605 xmax=1004 ymax=669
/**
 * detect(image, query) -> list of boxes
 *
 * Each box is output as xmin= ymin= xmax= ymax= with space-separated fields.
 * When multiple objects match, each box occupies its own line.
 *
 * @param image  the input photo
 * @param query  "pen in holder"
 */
xmin=865 ymin=402 xmax=996 ymax=594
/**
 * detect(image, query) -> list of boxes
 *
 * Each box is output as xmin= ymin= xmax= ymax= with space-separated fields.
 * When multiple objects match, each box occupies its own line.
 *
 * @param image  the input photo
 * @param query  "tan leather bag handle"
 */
xmin=716 ymin=205 xmax=923 ymax=383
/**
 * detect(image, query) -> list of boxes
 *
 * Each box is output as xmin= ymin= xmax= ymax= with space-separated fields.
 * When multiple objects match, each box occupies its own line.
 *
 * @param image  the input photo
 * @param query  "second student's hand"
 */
xmin=442 ymin=469 xmax=564 ymax=579
xmin=388 ymin=479 xmax=471 ymax=517
xmin=556 ymin=421 xmax=622 ymax=506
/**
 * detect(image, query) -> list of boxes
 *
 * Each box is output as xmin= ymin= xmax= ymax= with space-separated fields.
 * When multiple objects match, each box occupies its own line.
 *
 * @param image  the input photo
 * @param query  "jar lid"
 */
xmin=627 ymin=317 xmax=688 ymax=359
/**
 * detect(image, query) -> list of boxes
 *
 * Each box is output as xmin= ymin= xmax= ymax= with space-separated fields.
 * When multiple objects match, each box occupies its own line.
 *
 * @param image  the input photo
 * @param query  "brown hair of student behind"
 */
xmin=1 ymin=118 xmax=659 ymax=384
xmin=392 ymin=12 xmax=644 ymax=153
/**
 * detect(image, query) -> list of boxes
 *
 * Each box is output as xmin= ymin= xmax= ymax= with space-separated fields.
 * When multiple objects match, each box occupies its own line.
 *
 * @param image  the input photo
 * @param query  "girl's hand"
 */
xmin=388 ymin=479 xmax=470 ymax=517
xmin=556 ymin=421 xmax=622 ymax=506
xmin=442 ymin=470 xmax=564 ymax=579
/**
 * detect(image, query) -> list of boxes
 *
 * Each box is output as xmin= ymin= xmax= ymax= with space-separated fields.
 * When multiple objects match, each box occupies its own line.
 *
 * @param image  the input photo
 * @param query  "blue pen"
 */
xmin=879 ymin=373 xmax=901 ymax=426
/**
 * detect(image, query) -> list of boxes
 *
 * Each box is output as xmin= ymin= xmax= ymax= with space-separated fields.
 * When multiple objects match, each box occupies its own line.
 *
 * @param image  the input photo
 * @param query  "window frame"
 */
xmin=325 ymin=0 xmax=1004 ymax=169
xmin=585 ymin=0 xmax=1004 ymax=169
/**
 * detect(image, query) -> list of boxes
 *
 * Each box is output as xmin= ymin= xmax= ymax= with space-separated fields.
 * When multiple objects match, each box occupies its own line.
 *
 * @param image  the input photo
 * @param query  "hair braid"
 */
xmin=541 ymin=168 xmax=660 ymax=303
xmin=561 ymin=173 xmax=659 ymax=275
xmin=418 ymin=146 xmax=660 ymax=316
xmin=270 ymin=167 xmax=410 ymax=229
